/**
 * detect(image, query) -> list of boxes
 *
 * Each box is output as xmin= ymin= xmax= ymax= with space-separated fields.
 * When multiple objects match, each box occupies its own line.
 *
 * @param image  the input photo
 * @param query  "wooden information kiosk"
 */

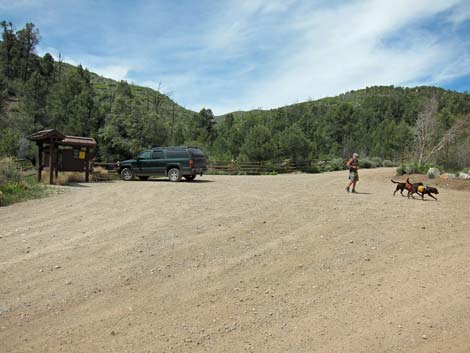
xmin=28 ymin=129 xmax=97 ymax=184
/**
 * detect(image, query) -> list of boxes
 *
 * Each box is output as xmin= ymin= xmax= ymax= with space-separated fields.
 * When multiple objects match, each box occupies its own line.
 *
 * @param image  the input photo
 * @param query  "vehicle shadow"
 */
xmin=185 ymin=179 xmax=214 ymax=183
xmin=143 ymin=178 xmax=214 ymax=183
xmin=63 ymin=183 xmax=90 ymax=187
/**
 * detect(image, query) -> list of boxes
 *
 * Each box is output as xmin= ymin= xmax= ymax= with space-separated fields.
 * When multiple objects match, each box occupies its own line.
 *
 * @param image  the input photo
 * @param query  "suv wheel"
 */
xmin=120 ymin=167 xmax=134 ymax=181
xmin=184 ymin=175 xmax=196 ymax=181
xmin=168 ymin=168 xmax=182 ymax=182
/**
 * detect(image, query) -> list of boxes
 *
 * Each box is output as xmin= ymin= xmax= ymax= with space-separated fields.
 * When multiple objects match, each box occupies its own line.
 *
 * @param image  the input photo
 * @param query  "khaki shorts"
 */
xmin=349 ymin=171 xmax=359 ymax=182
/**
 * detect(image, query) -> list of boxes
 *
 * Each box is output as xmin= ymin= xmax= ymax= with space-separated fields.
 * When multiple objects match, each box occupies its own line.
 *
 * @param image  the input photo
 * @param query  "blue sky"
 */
xmin=1 ymin=0 xmax=469 ymax=114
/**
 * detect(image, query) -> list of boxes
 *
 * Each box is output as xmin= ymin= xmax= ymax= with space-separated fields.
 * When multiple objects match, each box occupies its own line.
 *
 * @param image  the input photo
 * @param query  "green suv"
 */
xmin=118 ymin=147 xmax=207 ymax=182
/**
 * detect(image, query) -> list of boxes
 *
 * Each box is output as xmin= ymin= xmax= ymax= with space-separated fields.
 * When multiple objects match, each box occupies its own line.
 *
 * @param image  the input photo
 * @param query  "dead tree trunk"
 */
xmin=422 ymin=115 xmax=470 ymax=163
xmin=415 ymin=96 xmax=438 ymax=164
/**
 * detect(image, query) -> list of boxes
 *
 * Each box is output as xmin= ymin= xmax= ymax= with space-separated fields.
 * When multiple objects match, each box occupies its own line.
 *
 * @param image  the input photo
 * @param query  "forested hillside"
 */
xmin=0 ymin=21 xmax=199 ymax=161
xmin=213 ymin=86 xmax=470 ymax=169
xmin=1 ymin=21 xmax=469 ymax=169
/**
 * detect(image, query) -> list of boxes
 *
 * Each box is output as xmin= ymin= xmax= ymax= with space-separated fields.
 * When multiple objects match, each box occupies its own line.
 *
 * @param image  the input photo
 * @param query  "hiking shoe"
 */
xmin=345 ymin=187 xmax=350 ymax=193
xmin=351 ymin=189 xmax=357 ymax=194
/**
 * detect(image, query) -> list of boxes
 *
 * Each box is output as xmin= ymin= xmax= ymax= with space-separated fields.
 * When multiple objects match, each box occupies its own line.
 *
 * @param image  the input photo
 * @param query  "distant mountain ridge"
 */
xmin=211 ymin=85 xmax=469 ymax=167
xmin=218 ymin=85 xmax=468 ymax=118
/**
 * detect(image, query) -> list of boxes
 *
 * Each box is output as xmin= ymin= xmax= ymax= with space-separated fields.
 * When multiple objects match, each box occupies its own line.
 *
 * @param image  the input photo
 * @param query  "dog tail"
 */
xmin=390 ymin=179 xmax=400 ymax=184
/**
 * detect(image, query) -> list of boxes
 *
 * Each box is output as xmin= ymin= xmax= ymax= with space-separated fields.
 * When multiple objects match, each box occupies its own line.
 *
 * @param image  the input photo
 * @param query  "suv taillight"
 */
xmin=189 ymin=159 xmax=194 ymax=168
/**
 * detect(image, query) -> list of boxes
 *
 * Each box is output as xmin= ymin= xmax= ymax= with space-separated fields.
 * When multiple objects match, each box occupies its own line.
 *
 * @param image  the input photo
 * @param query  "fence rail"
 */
xmin=11 ymin=158 xmax=37 ymax=177
xmin=208 ymin=160 xmax=316 ymax=174
xmin=92 ymin=162 xmax=118 ymax=171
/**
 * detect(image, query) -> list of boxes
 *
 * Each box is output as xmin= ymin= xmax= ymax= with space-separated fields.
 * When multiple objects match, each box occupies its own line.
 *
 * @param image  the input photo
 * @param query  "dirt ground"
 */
xmin=1 ymin=168 xmax=469 ymax=353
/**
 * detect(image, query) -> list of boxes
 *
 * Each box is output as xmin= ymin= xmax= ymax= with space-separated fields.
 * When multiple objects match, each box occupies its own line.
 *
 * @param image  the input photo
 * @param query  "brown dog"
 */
xmin=408 ymin=184 xmax=439 ymax=200
xmin=407 ymin=179 xmax=426 ymax=199
xmin=391 ymin=178 xmax=423 ymax=197
xmin=391 ymin=178 xmax=422 ymax=196
xmin=391 ymin=179 xmax=407 ymax=196
xmin=419 ymin=186 xmax=439 ymax=200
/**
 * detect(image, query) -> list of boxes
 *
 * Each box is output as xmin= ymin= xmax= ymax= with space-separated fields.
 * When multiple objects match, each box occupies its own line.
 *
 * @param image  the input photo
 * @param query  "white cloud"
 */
xmin=0 ymin=0 xmax=44 ymax=10
xmin=235 ymin=0 xmax=297 ymax=15
xmin=206 ymin=0 xmax=468 ymax=114
xmin=23 ymin=0 xmax=470 ymax=115
xmin=90 ymin=65 xmax=129 ymax=81
xmin=426 ymin=55 xmax=470 ymax=85
xmin=37 ymin=46 xmax=132 ymax=81
xmin=447 ymin=1 xmax=470 ymax=24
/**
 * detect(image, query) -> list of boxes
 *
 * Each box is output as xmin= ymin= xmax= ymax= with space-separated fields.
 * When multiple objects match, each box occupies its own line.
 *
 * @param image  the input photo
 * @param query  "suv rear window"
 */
xmin=152 ymin=150 xmax=164 ymax=159
xmin=189 ymin=148 xmax=204 ymax=157
xmin=166 ymin=149 xmax=188 ymax=158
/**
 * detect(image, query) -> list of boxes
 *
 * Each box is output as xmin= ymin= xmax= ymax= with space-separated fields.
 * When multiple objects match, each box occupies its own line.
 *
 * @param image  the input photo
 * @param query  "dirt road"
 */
xmin=1 ymin=168 xmax=469 ymax=353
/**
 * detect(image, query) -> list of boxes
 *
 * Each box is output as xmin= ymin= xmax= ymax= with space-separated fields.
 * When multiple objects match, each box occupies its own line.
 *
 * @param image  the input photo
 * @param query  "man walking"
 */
xmin=345 ymin=153 xmax=359 ymax=193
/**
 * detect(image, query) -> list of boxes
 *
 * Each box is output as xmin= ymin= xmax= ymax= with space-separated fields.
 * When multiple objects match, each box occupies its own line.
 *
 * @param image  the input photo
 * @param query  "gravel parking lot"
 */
xmin=1 ymin=168 xmax=469 ymax=352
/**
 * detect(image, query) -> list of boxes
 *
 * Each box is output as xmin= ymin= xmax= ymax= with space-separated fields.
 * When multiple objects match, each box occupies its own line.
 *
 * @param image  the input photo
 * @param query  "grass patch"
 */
xmin=56 ymin=172 xmax=85 ymax=185
xmin=0 ymin=176 xmax=48 ymax=206
xmin=40 ymin=167 xmax=119 ymax=184
xmin=92 ymin=166 xmax=118 ymax=181
xmin=1 ymin=158 xmax=48 ymax=206
xmin=40 ymin=170 xmax=86 ymax=185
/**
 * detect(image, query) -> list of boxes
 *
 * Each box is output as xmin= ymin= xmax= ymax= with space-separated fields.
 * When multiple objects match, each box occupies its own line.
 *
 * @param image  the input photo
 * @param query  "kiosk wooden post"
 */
xmin=37 ymin=143 xmax=43 ymax=182
xmin=49 ymin=140 xmax=55 ymax=185
xmin=85 ymin=147 xmax=90 ymax=182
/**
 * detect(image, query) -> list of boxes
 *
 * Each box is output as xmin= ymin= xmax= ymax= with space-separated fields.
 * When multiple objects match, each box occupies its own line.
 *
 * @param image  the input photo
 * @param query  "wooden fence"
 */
xmin=208 ymin=160 xmax=316 ymax=174
xmin=91 ymin=160 xmax=319 ymax=176
xmin=91 ymin=162 xmax=119 ymax=181
xmin=92 ymin=162 xmax=118 ymax=171
xmin=12 ymin=158 xmax=36 ymax=176
xmin=6 ymin=159 xmax=324 ymax=183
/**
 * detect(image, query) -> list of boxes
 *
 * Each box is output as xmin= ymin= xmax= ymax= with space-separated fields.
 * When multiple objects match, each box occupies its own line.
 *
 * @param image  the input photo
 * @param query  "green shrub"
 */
xmin=0 ymin=129 xmax=20 ymax=157
xmin=0 ymin=158 xmax=47 ymax=206
xmin=396 ymin=162 xmax=440 ymax=176
xmin=370 ymin=157 xmax=383 ymax=167
xmin=383 ymin=160 xmax=395 ymax=167
xmin=301 ymin=165 xmax=320 ymax=174
xmin=396 ymin=164 xmax=406 ymax=176
xmin=0 ymin=177 xmax=46 ymax=206
xmin=0 ymin=158 xmax=22 ymax=186
xmin=322 ymin=158 xmax=344 ymax=172
xmin=360 ymin=159 xmax=377 ymax=169
xmin=406 ymin=163 xmax=418 ymax=174
xmin=263 ymin=161 xmax=277 ymax=171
